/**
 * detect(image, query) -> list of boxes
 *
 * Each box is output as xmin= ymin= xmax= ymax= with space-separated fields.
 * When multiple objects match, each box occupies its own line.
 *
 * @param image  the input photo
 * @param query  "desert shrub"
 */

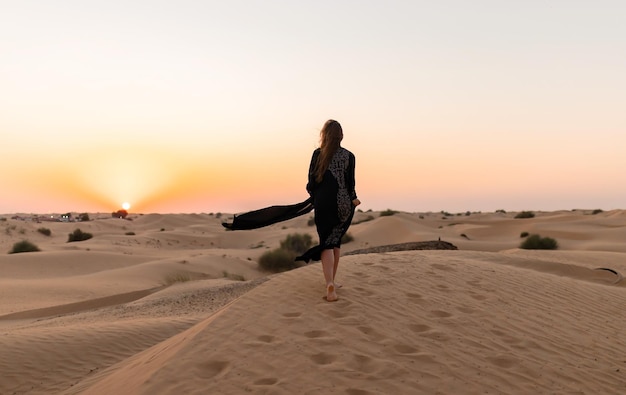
xmin=68 ymin=228 xmax=93 ymax=242
xmin=341 ymin=232 xmax=354 ymax=244
xmin=164 ymin=272 xmax=191 ymax=285
xmin=379 ymin=209 xmax=398 ymax=217
xmin=591 ymin=209 xmax=603 ymax=215
xmin=441 ymin=211 xmax=453 ymax=217
xmin=125 ymin=231 xmax=136 ymax=235
xmin=222 ymin=271 xmax=246 ymax=281
xmin=258 ymin=233 xmax=314 ymax=272
xmin=258 ymin=248 xmax=299 ymax=272
xmin=307 ymin=217 xmax=315 ymax=226
xmin=37 ymin=227 xmax=52 ymax=236
xmin=79 ymin=213 xmax=90 ymax=221
xmin=251 ymin=241 xmax=265 ymax=249
xmin=9 ymin=240 xmax=40 ymax=254
xmin=515 ymin=211 xmax=535 ymax=219
xmin=520 ymin=231 xmax=529 ymax=238
xmin=520 ymin=234 xmax=558 ymax=250
xmin=496 ymin=209 xmax=507 ymax=214
xmin=280 ymin=233 xmax=313 ymax=255
xmin=112 ymin=210 xmax=128 ymax=219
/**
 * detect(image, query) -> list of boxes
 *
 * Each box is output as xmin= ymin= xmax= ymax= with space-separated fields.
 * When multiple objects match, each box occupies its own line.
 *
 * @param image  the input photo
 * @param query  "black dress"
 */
xmin=296 ymin=147 xmax=357 ymax=262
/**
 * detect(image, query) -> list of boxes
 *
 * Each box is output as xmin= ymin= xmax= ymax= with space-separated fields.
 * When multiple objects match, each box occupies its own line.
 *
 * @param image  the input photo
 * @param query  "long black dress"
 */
xmin=296 ymin=146 xmax=358 ymax=262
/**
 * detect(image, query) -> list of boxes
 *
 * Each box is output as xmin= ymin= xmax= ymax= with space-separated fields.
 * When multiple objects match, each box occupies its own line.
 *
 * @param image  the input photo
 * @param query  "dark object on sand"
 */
xmin=345 ymin=240 xmax=458 ymax=256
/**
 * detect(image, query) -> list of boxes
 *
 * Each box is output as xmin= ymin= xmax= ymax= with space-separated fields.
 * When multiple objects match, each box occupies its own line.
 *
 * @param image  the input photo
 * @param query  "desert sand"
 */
xmin=1 ymin=209 xmax=625 ymax=394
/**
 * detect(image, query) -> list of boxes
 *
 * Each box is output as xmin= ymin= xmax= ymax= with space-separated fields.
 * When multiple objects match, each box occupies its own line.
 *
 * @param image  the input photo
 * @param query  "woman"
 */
xmin=305 ymin=119 xmax=360 ymax=302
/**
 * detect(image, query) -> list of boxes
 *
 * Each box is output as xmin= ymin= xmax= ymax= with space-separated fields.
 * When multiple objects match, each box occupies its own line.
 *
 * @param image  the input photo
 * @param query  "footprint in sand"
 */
xmin=419 ymin=330 xmax=451 ymax=342
xmin=196 ymin=360 xmax=229 ymax=379
xmin=349 ymin=354 xmax=378 ymax=374
xmin=394 ymin=344 xmax=420 ymax=354
xmin=429 ymin=310 xmax=453 ymax=318
xmin=431 ymin=263 xmax=457 ymax=272
xmin=310 ymin=352 xmax=337 ymax=365
xmin=325 ymin=309 xmax=348 ymax=319
xmin=346 ymin=389 xmax=376 ymax=395
xmin=490 ymin=329 xmax=522 ymax=345
xmin=257 ymin=335 xmax=275 ymax=343
xmin=353 ymin=286 xmax=375 ymax=297
xmin=469 ymin=292 xmax=488 ymax=301
xmin=253 ymin=377 xmax=279 ymax=385
xmin=457 ymin=306 xmax=475 ymax=314
xmin=408 ymin=323 xmax=431 ymax=333
xmin=486 ymin=355 xmax=518 ymax=369
xmin=351 ymin=271 xmax=370 ymax=277
xmin=304 ymin=330 xmax=330 ymax=339
xmin=356 ymin=325 xmax=386 ymax=342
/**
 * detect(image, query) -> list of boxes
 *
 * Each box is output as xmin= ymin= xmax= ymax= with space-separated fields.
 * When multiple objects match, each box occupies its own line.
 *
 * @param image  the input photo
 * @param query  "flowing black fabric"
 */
xmin=295 ymin=204 xmax=355 ymax=263
xmin=222 ymin=198 xmax=313 ymax=230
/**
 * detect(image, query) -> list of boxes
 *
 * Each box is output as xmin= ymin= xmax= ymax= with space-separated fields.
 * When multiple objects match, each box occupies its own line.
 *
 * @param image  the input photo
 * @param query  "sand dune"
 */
xmin=1 ymin=209 xmax=625 ymax=394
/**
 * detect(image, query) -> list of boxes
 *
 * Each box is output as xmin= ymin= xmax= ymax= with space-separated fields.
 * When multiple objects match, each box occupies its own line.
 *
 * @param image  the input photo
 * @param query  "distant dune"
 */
xmin=1 ymin=209 xmax=625 ymax=394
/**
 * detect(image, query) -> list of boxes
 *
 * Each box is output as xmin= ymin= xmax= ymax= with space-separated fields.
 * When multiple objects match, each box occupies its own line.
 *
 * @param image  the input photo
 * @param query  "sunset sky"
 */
xmin=2 ymin=1 xmax=625 ymax=214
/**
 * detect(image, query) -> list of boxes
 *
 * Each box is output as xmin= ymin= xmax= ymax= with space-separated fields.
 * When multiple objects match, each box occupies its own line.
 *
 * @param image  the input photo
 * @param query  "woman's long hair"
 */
xmin=314 ymin=119 xmax=343 ymax=183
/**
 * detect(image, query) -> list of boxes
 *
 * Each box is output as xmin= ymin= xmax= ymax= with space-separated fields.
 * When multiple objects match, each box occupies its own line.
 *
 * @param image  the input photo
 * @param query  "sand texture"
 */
xmin=1 ymin=209 xmax=625 ymax=394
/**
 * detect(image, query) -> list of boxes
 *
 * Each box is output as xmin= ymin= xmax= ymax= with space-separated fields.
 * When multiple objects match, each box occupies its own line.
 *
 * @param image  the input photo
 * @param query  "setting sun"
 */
xmin=122 ymin=202 xmax=131 ymax=211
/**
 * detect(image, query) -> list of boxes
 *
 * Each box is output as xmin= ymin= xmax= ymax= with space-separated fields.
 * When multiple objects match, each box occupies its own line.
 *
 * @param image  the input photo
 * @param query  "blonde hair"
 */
xmin=314 ymin=119 xmax=343 ymax=183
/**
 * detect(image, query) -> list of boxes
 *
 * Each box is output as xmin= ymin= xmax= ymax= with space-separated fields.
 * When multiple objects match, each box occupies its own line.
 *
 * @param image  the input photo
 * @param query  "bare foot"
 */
xmin=326 ymin=284 xmax=338 ymax=302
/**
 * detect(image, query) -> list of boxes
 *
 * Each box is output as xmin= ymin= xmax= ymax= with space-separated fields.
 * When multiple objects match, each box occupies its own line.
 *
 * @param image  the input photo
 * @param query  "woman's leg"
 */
xmin=321 ymin=249 xmax=337 ymax=301
xmin=333 ymin=247 xmax=341 ymax=287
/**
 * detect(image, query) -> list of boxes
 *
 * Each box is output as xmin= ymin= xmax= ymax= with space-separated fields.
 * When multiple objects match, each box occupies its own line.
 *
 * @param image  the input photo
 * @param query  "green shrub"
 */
xmin=520 ymin=231 xmax=529 ymax=238
xmin=68 ymin=228 xmax=93 ymax=242
xmin=9 ymin=240 xmax=40 ymax=254
xmin=379 ymin=209 xmax=398 ymax=217
xmin=258 ymin=248 xmax=299 ymax=272
xmin=258 ymin=233 xmax=315 ymax=273
xmin=37 ymin=227 xmax=52 ymax=236
xmin=515 ymin=211 xmax=535 ymax=219
xmin=520 ymin=234 xmax=558 ymax=250
xmin=279 ymin=233 xmax=313 ymax=255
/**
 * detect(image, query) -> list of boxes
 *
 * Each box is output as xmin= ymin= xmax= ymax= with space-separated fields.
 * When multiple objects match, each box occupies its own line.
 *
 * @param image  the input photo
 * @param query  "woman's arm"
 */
xmin=347 ymin=152 xmax=359 ymax=206
xmin=306 ymin=149 xmax=320 ymax=196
